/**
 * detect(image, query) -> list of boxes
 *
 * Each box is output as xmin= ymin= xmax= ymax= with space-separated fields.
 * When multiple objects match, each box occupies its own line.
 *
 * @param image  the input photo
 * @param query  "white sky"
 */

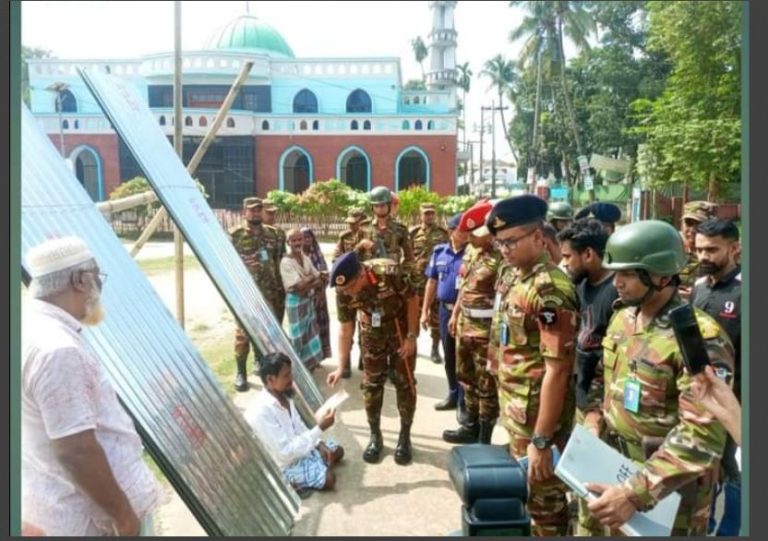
xmin=21 ymin=0 xmax=552 ymax=164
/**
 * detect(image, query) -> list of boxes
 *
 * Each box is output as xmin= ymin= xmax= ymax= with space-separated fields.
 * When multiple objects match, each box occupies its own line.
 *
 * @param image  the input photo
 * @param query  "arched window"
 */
xmin=262 ymin=120 xmax=270 ymax=131
xmin=199 ymin=116 xmax=208 ymax=127
xmin=74 ymin=120 xmax=79 ymax=129
xmin=346 ymin=89 xmax=372 ymax=113
xmin=62 ymin=119 xmax=69 ymax=129
xmin=293 ymin=89 xmax=318 ymax=113
xmin=312 ymin=120 xmax=319 ymax=131
xmin=402 ymin=120 xmax=410 ymax=130
xmin=415 ymin=120 xmax=423 ymax=131
xmin=427 ymin=120 xmax=435 ymax=130
xmin=337 ymin=147 xmax=370 ymax=192
xmin=185 ymin=116 xmax=193 ymax=126
xmin=300 ymin=120 xmax=308 ymax=131
xmin=363 ymin=120 xmax=371 ymax=131
xmin=413 ymin=96 xmax=421 ymax=105
xmin=72 ymin=146 xmax=103 ymax=202
xmin=54 ymin=89 xmax=78 ymax=113
xmin=159 ymin=115 xmax=166 ymax=126
xmin=226 ymin=117 xmax=235 ymax=128
xmin=397 ymin=147 xmax=429 ymax=190
xmin=351 ymin=120 xmax=359 ymax=130
xmin=281 ymin=147 xmax=313 ymax=194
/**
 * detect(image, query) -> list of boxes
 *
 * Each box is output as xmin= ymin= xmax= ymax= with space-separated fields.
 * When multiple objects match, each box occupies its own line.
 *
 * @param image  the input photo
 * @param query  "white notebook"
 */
xmin=318 ymin=390 xmax=349 ymax=415
xmin=555 ymin=425 xmax=681 ymax=537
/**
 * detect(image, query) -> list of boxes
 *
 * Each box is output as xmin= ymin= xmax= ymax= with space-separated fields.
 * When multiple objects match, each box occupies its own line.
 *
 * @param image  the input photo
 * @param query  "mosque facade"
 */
xmin=27 ymin=2 xmax=460 ymax=208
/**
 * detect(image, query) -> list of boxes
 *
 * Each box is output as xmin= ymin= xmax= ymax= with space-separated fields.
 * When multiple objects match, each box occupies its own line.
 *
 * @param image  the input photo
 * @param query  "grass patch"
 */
xmin=196 ymin=335 xmax=239 ymax=400
xmin=137 ymin=255 xmax=201 ymax=274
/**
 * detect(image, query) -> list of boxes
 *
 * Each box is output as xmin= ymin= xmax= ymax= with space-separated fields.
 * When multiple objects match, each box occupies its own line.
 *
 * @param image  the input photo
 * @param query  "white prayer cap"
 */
xmin=26 ymin=236 xmax=95 ymax=278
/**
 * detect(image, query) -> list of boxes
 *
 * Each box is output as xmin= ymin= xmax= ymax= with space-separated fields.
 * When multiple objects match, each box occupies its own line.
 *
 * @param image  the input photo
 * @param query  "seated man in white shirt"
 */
xmin=244 ymin=352 xmax=344 ymax=494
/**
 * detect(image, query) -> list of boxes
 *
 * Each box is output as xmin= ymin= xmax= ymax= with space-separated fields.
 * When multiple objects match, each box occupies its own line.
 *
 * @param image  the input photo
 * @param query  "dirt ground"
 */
xmin=133 ymin=241 xmax=512 ymax=537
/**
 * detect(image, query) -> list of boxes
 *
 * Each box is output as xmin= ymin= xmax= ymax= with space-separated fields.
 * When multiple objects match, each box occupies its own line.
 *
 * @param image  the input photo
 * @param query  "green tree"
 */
xmin=630 ymin=1 xmax=741 ymax=200
xmin=411 ymin=36 xmax=429 ymax=82
xmin=480 ymin=54 xmax=519 ymax=163
xmin=22 ymin=46 xmax=53 ymax=107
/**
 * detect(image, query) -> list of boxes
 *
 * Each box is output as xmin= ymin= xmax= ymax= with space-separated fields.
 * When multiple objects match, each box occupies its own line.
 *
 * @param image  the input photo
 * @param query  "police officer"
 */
xmin=327 ymin=252 xmax=420 ymax=465
xmin=691 ymin=218 xmax=741 ymax=536
xmin=679 ymin=201 xmax=718 ymax=300
xmin=410 ymin=203 xmax=450 ymax=363
xmin=487 ymin=194 xmax=579 ymax=537
xmin=557 ymin=218 xmax=619 ymax=536
xmin=229 ymin=197 xmax=283 ymax=392
xmin=584 ymin=220 xmax=735 ymax=536
xmin=443 ymin=201 xmax=501 ymax=445
xmin=547 ymin=201 xmax=574 ymax=232
xmin=574 ymin=201 xmax=622 ymax=235
xmin=333 ymin=207 xmax=369 ymax=376
xmin=421 ymin=213 xmax=467 ymax=411
xmin=263 ymin=199 xmax=287 ymax=324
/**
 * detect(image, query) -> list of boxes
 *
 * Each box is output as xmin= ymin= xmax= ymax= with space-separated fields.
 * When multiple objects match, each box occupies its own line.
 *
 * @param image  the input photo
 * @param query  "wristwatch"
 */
xmin=531 ymin=433 xmax=552 ymax=450
xmin=406 ymin=332 xmax=418 ymax=341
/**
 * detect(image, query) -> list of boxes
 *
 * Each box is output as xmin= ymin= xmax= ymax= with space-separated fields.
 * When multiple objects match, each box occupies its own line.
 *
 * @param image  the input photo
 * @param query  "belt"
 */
xmin=358 ymin=311 xmax=401 ymax=326
xmin=440 ymin=302 xmax=455 ymax=310
xmin=462 ymin=307 xmax=495 ymax=319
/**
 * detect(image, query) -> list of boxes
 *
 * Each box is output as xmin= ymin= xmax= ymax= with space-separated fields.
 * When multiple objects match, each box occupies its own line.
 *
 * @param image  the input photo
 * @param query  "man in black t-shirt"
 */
xmin=692 ymin=218 xmax=742 ymax=537
xmin=557 ymin=218 xmax=619 ymax=536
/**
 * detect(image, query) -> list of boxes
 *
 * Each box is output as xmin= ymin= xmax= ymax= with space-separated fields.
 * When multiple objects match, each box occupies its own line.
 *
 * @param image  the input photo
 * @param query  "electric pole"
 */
xmin=482 ymin=102 xmax=509 ymax=199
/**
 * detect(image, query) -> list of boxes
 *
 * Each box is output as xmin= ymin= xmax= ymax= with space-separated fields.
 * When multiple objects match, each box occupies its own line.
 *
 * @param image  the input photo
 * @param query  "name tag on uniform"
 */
xmin=260 ymin=248 xmax=269 ymax=262
xmin=499 ymin=321 xmax=509 ymax=346
xmin=624 ymin=378 xmax=641 ymax=413
xmin=494 ymin=293 xmax=501 ymax=311
xmin=372 ymin=311 xmax=382 ymax=328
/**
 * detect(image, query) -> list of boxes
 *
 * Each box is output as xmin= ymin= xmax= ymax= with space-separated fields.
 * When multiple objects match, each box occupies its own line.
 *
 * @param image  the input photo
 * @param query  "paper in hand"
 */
xmin=318 ymin=390 xmax=349 ymax=414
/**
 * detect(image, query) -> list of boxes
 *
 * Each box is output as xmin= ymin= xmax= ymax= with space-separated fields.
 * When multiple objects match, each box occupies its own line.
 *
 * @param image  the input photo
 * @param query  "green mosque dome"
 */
xmin=205 ymin=15 xmax=295 ymax=58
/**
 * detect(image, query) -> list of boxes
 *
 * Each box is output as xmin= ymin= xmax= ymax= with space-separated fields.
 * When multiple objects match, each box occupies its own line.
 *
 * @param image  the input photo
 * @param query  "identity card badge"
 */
xmin=260 ymin=248 xmax=270 ymax=262
xmin=372 ymin=311 xmax=382 ymax=328
xmin=623 ymin=378 xmax=641 ymax=413
xmin=499 ymin=321 xmax=509 ymax=346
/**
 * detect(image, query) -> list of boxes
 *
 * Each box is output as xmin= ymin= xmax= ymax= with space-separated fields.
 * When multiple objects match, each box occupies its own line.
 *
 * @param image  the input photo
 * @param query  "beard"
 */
xmin=81 ymin=283 xmax=105 ymax=326
xmin=698 ymin=261 xmax=724 ymax=275
xmin=283 ymin=386 xmax=295 ymax=399
xmin=568 ymin=269 xmax=588 ymax=284
xmin=248 ymin=218 xmax=262 ymax=226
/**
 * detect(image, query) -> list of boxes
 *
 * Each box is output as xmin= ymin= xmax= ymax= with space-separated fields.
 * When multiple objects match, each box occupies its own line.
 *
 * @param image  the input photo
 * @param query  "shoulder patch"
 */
xmin=695 ymin=310 xmax=722 ymax=340
xmin=533 ymin=269 xmax=556 ymax=294
xmin=409 ymin=225 xmax=421 ymax=235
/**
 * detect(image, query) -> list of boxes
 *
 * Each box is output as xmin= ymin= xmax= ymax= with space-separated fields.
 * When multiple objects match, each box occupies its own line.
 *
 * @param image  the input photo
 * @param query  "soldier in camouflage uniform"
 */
xmin=327 ymin=251 xmax=420 ymax=465
xmin=678 ymin=201 xmax=718 ymax=301
xmin=487 ymin=194 xmax=580 ymax=537
xmin=547 ymin=201 xmax=574 ymax=233
xmin=583 ymin=220 xmax=734 ymax=536
xmin=263 ymin=199 xmax=287 ymax=324
xmin=443 ymin=201 xmax=502 ymax=445
xmin=229 ymin=197 xmax=284 ymax=392
xmin=333 ymin=207 xmax=369 ymax=377
xmin=410 ymin=203 xmax=449 ymax=363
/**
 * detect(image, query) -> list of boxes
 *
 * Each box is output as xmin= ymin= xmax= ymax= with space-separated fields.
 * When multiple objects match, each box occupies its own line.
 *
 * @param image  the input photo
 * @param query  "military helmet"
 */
xmin=369 ymin=186 xmax=393 ymax=204
xmin=603 ymin=220 xmax=686 ymax=275
xmin=547 ymin=201 xmax=574 ymax=221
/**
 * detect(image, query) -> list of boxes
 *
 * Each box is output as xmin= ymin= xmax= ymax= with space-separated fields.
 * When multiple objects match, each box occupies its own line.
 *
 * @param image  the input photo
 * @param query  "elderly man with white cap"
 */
xmin=21 ymin=236 xmax=163 ymax=536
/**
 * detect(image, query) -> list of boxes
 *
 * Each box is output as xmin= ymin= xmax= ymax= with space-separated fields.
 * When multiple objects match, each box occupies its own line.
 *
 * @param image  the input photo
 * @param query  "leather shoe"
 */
xmin=442 ymin=422 xmax=479 ymax=444
xmin=363 ymin=429 xmax=384 ymax=463
xmin=394 ymin=423 xmax=412 ymax=465
xmin=234 ymin=372 xmax=250 ymax=392
xmin=434 ymin=395 xmax=458 ymax=411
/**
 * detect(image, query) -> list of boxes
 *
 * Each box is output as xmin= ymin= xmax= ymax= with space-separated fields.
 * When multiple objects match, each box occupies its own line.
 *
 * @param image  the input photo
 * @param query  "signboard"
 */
xmin=550 ymin=187 xmax=569 ymax=201
xmin=583 ymin=175 xmax=594 ymax=191
xmin=590 ymin=153 xmax=630 ymax=174
xmin=527 ymin=167 xmax=536 ymax=185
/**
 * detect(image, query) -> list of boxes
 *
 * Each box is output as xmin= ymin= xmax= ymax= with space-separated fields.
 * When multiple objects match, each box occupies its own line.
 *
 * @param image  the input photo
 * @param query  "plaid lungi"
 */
xmin=285 ymin=292 xmax=324 ymax=369
xmin=282 ymin=439 xmax=340 ymax=490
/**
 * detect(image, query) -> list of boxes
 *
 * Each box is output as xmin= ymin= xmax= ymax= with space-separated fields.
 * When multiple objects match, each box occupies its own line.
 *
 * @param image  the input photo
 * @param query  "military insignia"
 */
xmin=467 ymin=218 xmax=476 ymax=229
xmin=335 ymin=275 xmax=346 ymax=286
xmin=538 ymin=307 xmax=558 ymax=326
xmin=587 ymin=211 xmax=596 ymax=219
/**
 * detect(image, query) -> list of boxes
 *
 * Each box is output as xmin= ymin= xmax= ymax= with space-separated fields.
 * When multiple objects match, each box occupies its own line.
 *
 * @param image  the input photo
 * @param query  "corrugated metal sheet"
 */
xmin=21 ymin=106 xmax=300 ymax=536
xmin=78 ymin=67 xmax=325 ymax=418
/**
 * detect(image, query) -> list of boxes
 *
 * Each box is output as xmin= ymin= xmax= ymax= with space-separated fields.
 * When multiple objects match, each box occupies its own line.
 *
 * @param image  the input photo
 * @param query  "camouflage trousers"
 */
xmin=360 ymin=316 xmax=417 ymax=425
xmin=498 ymin=369 xmax=575 ymax=537
xmin=417 ymin=289 xmax=440 ymax=341
xmin=605 ymin=434 xmax=718 ymax=536
xmin=234 ymin=296 xmax=279 ymax=363
xmin=456 ymin=328 xmax=499 ymax=422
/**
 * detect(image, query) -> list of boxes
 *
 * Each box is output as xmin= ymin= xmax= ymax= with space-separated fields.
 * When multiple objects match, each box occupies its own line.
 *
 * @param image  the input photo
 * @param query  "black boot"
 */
xmin=434 ymin=392 xmax=458 ymax=411
xmin=394 ymin=421 xmax=413 ymax=465
xmin=478 ymin=419 xmax=496 ymax=444
xmin=456 ymin=394 xmax=470 ymax=426
xmin=357 ymin=354 xmax=364 ymax=371
xmin=363 ymin=421 xmax=384 ymax=464
xmin=431 ymin=338 xmax=442 ymax=364
xmin=442 ymin=418 xmax=479 ymax=444
xmin=234 ymin=355 xmax=250 ymax=392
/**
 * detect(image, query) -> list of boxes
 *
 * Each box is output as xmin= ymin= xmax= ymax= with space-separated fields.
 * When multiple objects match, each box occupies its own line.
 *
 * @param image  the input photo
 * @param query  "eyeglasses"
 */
xmin=493 ymin=228 xmax=537 ymax=250
xmin=85 ymin=270 xmax=108 ymax=285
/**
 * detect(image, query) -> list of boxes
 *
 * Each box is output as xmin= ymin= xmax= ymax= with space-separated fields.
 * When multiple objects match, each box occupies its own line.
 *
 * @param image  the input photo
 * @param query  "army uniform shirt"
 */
xmin=487 ymin=263 xmax=517 ymax=374
xmin=229 ymin=221 xmax=283 ymax=314
xmin=359 ymin=218 xmax=415 ymax=283
xmin=409 ymin=224 xmax=449 ymax=293
xmin=601 ymin=296 xmax=735 ymax=535
xmin=678 ymin=251 xmax=700 ymax=299
xmin=342 ymin=259 xmax=418 ymax=423
xmin=333 ymin=228 xmax=368 ymax=322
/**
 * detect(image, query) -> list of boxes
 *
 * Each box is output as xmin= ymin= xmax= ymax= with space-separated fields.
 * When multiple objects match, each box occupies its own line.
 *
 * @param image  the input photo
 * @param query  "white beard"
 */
xmin=81 ymin=283 xmax=105 ymax=326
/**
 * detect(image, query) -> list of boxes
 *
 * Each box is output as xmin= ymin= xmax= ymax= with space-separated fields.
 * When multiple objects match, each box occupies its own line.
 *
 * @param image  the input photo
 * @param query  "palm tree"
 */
xmin=509 ymin=1 xmax=595 ymax=164
xmin=480 ymin=54 xmax=519 ymax=163
xmin=411 ymin=36 xmax=428 ymax=82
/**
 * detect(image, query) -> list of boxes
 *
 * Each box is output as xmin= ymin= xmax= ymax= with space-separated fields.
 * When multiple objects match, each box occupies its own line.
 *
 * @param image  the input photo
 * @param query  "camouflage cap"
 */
xmin=683 ymin=201 xmax=718 ymax=223
xmin=263 ymin=199 xmax=278 ymax=212
xmin=243 ymin=197 xmax=262 ymax=209
xmin=345 ymin=207 xmax=366 ymax=224
xmin=420 ymin=203 xmax=437 ymax=213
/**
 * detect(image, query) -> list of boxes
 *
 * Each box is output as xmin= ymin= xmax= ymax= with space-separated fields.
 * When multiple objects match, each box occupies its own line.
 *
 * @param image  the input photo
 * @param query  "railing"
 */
xmin=271 ymin=59 xmax=398 ymax=78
